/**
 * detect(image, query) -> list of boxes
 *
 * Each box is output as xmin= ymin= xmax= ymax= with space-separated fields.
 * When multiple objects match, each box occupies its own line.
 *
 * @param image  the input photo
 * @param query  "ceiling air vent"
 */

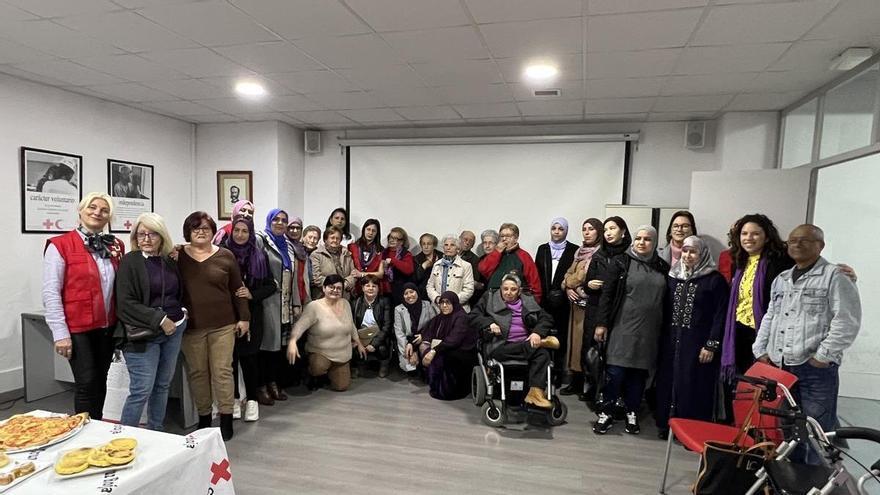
xmin=533 ymin=89 xmax=561 ymax=97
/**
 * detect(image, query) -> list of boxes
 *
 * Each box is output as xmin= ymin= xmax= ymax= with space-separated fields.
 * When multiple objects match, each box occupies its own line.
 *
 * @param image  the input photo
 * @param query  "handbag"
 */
xmin=693 ymin=389 xmax=775 ymax=494
xmin=357 ymin=326 xmax=378 ymax=346
xmin=125 ymin=261 xmax=166 ymax=342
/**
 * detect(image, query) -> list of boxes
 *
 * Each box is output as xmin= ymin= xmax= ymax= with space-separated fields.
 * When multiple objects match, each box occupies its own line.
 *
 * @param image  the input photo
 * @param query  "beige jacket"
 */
xmin=310 ymin=244 xmax=356 ymax=300
xmin=426 ymin=255 xmax=475 ymax=310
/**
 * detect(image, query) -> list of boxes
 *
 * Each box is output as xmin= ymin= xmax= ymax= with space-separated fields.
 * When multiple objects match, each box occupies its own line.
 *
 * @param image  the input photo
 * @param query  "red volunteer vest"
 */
xmin=45 ymin=230 xmax=123 ymax=333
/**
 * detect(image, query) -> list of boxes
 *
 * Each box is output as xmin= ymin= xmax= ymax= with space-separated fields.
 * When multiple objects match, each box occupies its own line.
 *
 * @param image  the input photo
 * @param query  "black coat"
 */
xmin=595 ymin=253 xmax=670 ymax=330
xmin=113 ymin=251 xmax=182 ymax=351
xmin=413 ymin=250 xmax=442 ymax=300
xmin=535 ymin=241 xmax=579 ymax=312
xmin=351 ymin=295 xmax=393 ymax=349
xmin=238 ymin=263 xmax=277 ymax=356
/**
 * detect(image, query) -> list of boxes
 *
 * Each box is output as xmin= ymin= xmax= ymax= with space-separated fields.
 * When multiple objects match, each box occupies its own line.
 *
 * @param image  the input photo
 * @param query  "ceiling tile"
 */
xmin=586 ymin=49 xmax=680 ymax=79
xmin=412 ymin=59 xmax=503 ymax=86
xmin=199 ymin=75 xmax=294 ymax=97
xmin=215 ymin=42 xmax=322 ymax=73
xmin=345 ymin=0 xmax=470 ymax=32
xmin=585 ymin=97 xmax=655 ymax=114
xmin=268 ymin=70 xmax=357 ymax=93
xmin=295 ymin=34 xmax=403 ymax=69
xmin=139 ymin=99 xmax=219 ymax=115
xmin=582 ymin=112 xmax=647 ymax=121
xmin=335 ymin=65 xmax=426 ymax=90
xmin=141 ymin=48 xmax=253 ymax=77
xmin=285 ymin=110 xmax=355 ymax=124
xmin=3 ymin=0 xmax=120 ymax=17
xmin=240 ymin=111 xmax=294 ymax=122
xmin=806 ymin=0 xmax=880 ymax=42
xmin=0 ymin=3 xmax=39 ymax=21
xmin=140 ymin=78 xmax=226 ymax=99
xmin=745 ymin=69 xmax=837 ymax=93
xmin=523 ymin=114 xmax=585 ymax=123
xmin=585 ymin=77 xmax=665 ymax=98
xmin=338 ymin=108 xmax=406 ymax=123
xmin=466 ymin=0 xmax=582 ymax=23
xmin=381 ymin=26 xmax=490 ymax=63
xmin=307 ymin=91 xmax=385 ymax=110
xmin=192 ymin=97 xmax=274 ymax=114
xmin=11 ymin=59 xmax=124 ymax=86
xmin=0 ymin=39 xmax=54 ymax=64
xmin=508 ymin=79 xmax=584 ymax=101
xmin=86 ymin=82 xmax=178 ymax=101
xmin=675 ymin=43 xmax=790 ymax=74
xmin=661 ymin=72 xmax=758 ymax=96
xmin=588 ymin=0 xmax=707 ymax=15
xmin=394 ymin=105 xmax=461 ymax=120
xmin=0 ymin=19 xmax=124 ymax=58
xmin=770 ymin=39 xmax=859 ymax=72
xmin=72 ymin=54 xmax=186 ymax=81
xmin=464 ymin=116 xmax=523 ymax=124
xmin=586 ymin=9 xmax=702 ymax=52
xmin=479 ymin=17 xmax=583 ymax=59
xmin=495 ymin=53 xmax=583 ymax=84
xmin=55 ymin=11 xmax=198 ymax=52
xmin=0 ymin=66 xmax=71 ymax=87
xmin=647 ymin=111 xmax=717 ymax=121
xmin=653 ymin=94 xmax=734 ymax=112
xmin=180 ymin=113 xmax=240 ymax=123
xmin=230 ymin=0 xmax=370 ymax=38
xmin=453 ymin=102 xmax=520 ymax=118
xmin=692 ymin=1 xmax=837 ymax=45
xmin=517 ymin=99 xmax=582 ymax=116
xmin=137 ymin=0 xmax=279 ymax=46
xmin=433 ymin=83 xmax=514 ymax=103
xmin=113 ymin=0 xmax=205 ymax=7
xmin=267 ymin=94 xmax=323 ymax=112
xmin=370 ymin=86 xmax=444 ymax=106
xmin=724 ymin=91 xmax=808 ymax=111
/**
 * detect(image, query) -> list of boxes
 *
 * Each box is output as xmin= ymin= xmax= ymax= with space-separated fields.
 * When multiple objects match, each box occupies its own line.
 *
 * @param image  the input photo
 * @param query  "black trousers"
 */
xmin=489 ymin=341 xmax=550 ymax=389
xmin=734 ymin=322 xmax=758 ymax=375
xmin=68 ymin=327 xmax=114 ymax=420
xmin=232 ymin=351 xmax=260 ymax=400
xmin=259 ymin=350 xmax=287 ymax=386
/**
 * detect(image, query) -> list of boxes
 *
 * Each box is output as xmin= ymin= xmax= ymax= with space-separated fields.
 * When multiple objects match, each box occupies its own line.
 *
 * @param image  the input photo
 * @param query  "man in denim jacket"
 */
xmin=754 ymin=224 xmax=861 ymax=462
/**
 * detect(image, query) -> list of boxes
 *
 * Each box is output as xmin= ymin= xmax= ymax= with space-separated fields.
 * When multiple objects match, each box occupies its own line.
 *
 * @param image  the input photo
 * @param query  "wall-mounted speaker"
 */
xmin=684 ymin=121 xmax=707 ymax=149
xmin=304 ymin=130 xmax=321 ymax=154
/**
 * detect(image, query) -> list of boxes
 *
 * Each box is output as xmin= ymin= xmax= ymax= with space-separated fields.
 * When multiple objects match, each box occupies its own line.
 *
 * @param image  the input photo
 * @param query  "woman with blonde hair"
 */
xmin=42 ymin=192 xmax=125 ymax=419
xmin=115 ymin=213 xmax=187 ymax=430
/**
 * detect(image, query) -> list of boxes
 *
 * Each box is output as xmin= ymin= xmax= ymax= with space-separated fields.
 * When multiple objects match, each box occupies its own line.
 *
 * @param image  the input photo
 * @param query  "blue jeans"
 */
xmin=604 ymin=365 xmax=648 ymax=413
xmin=120 ymin=320 xmax=186 ymax=430
xmin=784 ymin=361 xmax=839 ymax=465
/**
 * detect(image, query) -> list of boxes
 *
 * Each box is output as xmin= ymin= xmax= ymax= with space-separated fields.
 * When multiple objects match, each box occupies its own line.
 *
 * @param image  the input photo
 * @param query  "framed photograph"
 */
xmin=20 ymin=147 xmax=82 ymax=234
xmin=216 ymin=171 xmax=252 ymax=220
xmin=108 ymin=159 xmax=155 ymax=233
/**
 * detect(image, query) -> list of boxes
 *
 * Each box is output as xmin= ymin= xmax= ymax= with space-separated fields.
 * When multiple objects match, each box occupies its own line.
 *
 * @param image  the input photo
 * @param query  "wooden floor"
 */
xmin=6 ymin=375 xmax=879 ymax=495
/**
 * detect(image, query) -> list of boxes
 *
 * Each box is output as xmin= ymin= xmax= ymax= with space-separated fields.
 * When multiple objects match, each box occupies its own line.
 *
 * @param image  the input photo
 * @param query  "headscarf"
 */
xmin=402 ymin=282 xmax=422 ymax=330
xmin=549 ymin=217 xmax=569 ymax=260
xmin=225 ymin=217 xmax=269 ymax=282
xmin=212 ymin=199 xmax=254 ymax=244
xmin=575 ymin=218 xmax=604 ymax=262
xmin=232 ymin=200 xmax=253 ymax=219
xmin=600 ymin=216 xmax=631 ymax=258
xmin=264 ymin=208 xmax=292 ymax=270
xmin=669 ymin=236 xmax=716 ymax=280
xmin=286 ymin=217 xmax=307 ymax=261
xmin=420 ymin=291 xmax=466 ymax=342
xmin=627 ymin=225 xmax=658 ymax=262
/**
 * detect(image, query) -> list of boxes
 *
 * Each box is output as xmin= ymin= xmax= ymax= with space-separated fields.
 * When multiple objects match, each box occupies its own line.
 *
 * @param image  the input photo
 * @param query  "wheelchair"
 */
xmin=470 ymin=331 xmax=568 ymax=428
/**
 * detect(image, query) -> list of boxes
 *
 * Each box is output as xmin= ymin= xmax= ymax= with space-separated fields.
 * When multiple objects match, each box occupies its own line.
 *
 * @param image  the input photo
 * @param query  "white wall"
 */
xmin=277 ymin=123 xmax=305 ymax=219
xmin=716 ymin=112 xmax=779 ymax=171
xmin=0 ymin=73 xmax=194 ymax=394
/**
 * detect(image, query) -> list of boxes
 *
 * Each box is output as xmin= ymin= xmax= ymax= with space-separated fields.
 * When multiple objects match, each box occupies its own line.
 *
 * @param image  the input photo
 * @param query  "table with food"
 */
xmin=0 ymin=410 xmax=235 ymax=494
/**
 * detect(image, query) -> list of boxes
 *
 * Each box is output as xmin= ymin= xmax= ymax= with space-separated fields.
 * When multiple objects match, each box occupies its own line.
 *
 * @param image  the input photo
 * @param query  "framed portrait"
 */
xmin=216 ymin=171 xmax=253 ymax=220
xmin=20 ymin=147 xmax=83 ymax=234
xmin=108 ymin=159 xmax=155 ymax=233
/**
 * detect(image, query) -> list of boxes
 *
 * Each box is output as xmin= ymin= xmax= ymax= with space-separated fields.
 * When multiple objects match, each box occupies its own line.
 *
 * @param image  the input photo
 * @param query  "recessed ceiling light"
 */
xmin=524 ymin=64 xmax=558 ymax=81
xmin=235 ymin=80 xmax=267 ymax=98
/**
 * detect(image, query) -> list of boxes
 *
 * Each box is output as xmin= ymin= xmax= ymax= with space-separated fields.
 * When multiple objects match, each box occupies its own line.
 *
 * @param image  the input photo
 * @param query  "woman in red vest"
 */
xmin=42 ymin=192 xmax=124 ymax=419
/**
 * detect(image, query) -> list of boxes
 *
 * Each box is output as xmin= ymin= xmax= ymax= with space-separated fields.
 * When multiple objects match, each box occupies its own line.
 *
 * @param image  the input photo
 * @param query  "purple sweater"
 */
xmin=506 ymin=299 xmax=528 ymax=343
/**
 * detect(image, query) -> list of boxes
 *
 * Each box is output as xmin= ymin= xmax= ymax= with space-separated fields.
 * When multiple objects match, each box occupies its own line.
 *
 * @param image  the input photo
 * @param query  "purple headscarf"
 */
xmin=225 ymin=217 xmax=269 ymax=282
xmin=549 ymin=217 xmax=569 ymax=260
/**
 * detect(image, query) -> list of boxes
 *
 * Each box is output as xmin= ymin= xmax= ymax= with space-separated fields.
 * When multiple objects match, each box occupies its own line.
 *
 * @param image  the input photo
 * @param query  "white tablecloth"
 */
xmin=6 ymin=415 xmax=235 ymax=495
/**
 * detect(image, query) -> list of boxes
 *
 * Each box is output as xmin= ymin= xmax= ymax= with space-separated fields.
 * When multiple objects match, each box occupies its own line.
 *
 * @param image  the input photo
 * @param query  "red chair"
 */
xmin=657 ymin=361 xmax=798 ymax=494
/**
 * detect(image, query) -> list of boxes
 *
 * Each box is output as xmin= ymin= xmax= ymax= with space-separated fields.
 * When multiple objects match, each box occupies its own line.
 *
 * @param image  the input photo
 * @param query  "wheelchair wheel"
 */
xmin=472 ymin=366 xmax=487 ymax=406
xmin=546 ymin=396 xmax=568 ymax=426
xmin=481 ymin=402 xmax=506 ymax=427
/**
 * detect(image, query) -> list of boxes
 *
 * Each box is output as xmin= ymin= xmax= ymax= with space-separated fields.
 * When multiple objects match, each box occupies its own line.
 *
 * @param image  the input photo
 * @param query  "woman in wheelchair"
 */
xmin=405 ymin=291 xmax=476 ymax=400
xmin=470 ymin=273 xmax=559 ymax=409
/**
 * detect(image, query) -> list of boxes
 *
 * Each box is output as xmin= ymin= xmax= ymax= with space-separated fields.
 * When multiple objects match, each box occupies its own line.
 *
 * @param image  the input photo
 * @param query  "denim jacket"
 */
xmin=753 ymin=257 xmax=861 ymax=366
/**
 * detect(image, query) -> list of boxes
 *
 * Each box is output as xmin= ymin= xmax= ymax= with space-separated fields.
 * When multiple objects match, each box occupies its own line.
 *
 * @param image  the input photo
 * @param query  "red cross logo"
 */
xmin=124 ymin=220 xmax=132 ymax=229
xmin=210 ymin=458 xmax=231 ymax=485
xmin=42 ymin=218 xmax=54 ymax=229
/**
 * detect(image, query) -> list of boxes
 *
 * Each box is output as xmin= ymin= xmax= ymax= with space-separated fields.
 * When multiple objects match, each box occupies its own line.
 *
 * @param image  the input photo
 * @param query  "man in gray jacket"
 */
xmin=754 ymin=224 xmax=861 ymax=462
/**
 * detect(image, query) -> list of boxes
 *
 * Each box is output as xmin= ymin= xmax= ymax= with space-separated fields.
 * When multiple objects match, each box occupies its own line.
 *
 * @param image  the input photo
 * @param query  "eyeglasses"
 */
xmin=136 ymin=232 xmax=160 ymax=240
xmin=326 ymin=285 xmax=343 ymax=292
xmin=788 ymin=237 xmax=819 ymax=245
xmin=288 ymin=226 xmax=302 ymax=230
xmin=671 ymin=224 xmax=692 ymax=231
xmin=388 ymin=236 xmax=403 ymax=241
xmin=192 ymin=226 xmax=212 ymax=233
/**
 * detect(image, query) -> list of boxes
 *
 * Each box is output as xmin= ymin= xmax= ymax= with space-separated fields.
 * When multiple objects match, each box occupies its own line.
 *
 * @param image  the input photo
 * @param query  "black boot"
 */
xmin=198 ymin=414 xmax=212 ymax=429
xmin=220 ymin=413 xmax=234 ymax=441
xmin=560 ymin=373 xmax=584 ymax=396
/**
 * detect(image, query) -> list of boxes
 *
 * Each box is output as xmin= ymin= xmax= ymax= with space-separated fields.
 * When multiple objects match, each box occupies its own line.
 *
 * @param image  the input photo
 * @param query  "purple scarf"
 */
xmin=549 ymin=217 xmax=569 ymax=260
xmin=720 ymin=256 xmax=768 ymax=382
xmin=383 ymin=246 xmax=403 ymax=282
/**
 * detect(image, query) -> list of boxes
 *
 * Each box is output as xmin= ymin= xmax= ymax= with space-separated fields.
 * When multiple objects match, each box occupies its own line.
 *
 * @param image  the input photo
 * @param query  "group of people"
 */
xmin=42 ymin=194 xmax=862 ymax=454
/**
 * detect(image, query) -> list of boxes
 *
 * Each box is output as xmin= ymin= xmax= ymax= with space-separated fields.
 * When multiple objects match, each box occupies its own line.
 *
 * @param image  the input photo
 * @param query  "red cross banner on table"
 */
xmin=4 ymin=411 xmax=235 ymax=494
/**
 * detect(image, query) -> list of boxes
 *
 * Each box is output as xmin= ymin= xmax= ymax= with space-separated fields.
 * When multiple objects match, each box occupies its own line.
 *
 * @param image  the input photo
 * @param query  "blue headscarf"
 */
xmin=265 ymin=208 xmax=292 ymax=270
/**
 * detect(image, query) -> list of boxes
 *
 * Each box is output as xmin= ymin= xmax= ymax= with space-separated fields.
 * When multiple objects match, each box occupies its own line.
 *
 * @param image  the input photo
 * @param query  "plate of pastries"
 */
xmin=54 ymin=438 xmax=138 ymax=479
xmin=0 ymin=412 xmax=89 ymax=453
xmin=0 ymin=451 xmax=51 ymax=492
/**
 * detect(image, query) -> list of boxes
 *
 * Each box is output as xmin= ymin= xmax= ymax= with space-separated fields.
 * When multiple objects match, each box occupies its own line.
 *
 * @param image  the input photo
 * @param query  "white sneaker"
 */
xmin=244 ymin=400 xmax=259 ymax=422
xmin=232 ymin=399 xmax=242 ymax=420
